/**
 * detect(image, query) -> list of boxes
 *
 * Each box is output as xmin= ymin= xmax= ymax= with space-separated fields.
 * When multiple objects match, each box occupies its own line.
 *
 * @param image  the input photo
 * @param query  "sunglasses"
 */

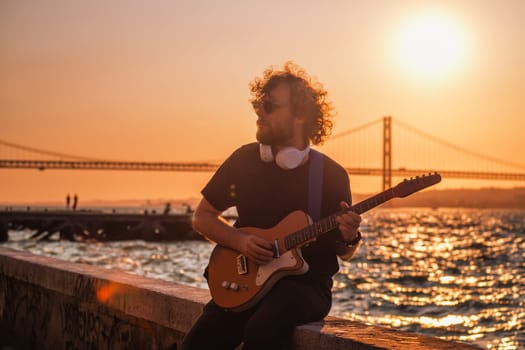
xmin=251 ymin=100 xmax=287 ymax=114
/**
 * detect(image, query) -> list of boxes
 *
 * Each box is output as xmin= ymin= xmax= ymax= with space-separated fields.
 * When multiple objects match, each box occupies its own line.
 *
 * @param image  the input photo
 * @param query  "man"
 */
xmin=181 ymin=62 xmax=362 ymax=349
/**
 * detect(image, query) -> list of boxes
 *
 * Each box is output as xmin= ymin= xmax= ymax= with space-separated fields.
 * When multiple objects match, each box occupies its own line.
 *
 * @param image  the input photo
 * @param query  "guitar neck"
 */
xmin=284 ymin=188 xmax=395 ymax=250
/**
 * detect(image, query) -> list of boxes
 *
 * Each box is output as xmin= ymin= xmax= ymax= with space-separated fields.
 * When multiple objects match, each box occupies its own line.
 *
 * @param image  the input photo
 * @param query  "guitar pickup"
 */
xmin=236 ymin=254 xmax=248 ymax=275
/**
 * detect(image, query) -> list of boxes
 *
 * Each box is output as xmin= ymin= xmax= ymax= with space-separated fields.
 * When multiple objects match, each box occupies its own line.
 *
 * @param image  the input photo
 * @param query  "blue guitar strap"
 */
xmin=308 ymin=149 xmax=324 ymax=221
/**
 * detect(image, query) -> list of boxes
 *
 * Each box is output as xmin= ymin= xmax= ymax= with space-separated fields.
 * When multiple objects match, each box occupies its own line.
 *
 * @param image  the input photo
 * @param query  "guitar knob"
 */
xmin=230 ymin=283 xmax=239 ymax=291
xmin=221 ymin=281 xmax=231 ymax=289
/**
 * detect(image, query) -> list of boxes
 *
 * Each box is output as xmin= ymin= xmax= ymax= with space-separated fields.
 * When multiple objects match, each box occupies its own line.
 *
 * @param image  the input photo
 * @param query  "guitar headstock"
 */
xmin=393 ymin=172 xmax=441 ymax=198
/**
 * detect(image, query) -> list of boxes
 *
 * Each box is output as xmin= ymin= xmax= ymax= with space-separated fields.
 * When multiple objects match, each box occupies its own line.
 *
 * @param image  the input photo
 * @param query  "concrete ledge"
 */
xmin=0 ymin=247 xmax=479 ymax=349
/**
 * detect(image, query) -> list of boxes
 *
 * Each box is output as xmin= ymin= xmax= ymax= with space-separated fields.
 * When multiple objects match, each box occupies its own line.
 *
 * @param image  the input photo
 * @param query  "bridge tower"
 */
xmin=382 ymin=116 xmax=392 ymax=190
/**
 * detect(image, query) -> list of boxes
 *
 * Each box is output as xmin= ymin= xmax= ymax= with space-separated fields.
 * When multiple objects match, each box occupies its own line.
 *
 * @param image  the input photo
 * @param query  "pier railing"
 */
xmin=0 ymin=209 xmax=199 ymax=242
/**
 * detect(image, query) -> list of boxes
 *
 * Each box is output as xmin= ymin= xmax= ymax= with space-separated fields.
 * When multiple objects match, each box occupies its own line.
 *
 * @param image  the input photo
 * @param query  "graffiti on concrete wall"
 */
xmin=0 ymin=274 xmax=178 ymax=349
xmin=60 ymin=302 xmax=137 ymax=348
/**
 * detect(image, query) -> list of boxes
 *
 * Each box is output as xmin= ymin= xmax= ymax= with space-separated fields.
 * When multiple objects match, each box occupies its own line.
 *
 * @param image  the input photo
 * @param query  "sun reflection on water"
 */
xmin=334 ymin=208 xmax=525 ymax=349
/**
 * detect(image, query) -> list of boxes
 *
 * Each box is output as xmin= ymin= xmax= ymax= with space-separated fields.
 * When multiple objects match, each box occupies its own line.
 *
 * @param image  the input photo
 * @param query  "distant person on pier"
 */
xmin=72 ymin=194 xmax=78 ymax=211
xmin=181 ymin=62 xmax=362 ymax=350
xmin=183 ymin=202 xmax=193 ymax=213
xmin=163 ymin=202 xmax=171 ymax=215
xmin=66 ymin=194 xmax=71 ymax=210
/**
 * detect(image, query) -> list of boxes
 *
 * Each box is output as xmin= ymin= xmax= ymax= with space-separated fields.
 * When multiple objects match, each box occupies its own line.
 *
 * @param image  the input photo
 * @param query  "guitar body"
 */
xmin=206 ymin=172 xmax=442 ymax=312
xmin=207 ymin=211 xmax=312 ymax=311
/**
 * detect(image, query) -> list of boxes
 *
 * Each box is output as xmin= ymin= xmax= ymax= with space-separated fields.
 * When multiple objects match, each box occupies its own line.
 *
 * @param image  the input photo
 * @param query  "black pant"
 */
xmin=181 ymin=277 xmax=332 ymax=350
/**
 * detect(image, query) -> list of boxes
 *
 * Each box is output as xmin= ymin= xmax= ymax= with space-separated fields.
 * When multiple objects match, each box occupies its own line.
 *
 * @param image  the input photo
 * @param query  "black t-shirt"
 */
xmin=202 ymin=142 xmax=352 ymax=291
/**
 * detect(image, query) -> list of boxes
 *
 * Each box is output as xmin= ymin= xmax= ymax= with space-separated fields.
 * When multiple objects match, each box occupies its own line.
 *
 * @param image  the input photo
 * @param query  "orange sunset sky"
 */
xmin=1 ymin=0 xmax=524 ymax=205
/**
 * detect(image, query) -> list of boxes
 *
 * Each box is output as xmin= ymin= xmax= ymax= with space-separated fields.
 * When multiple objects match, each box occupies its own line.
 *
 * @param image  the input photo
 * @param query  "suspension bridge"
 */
xmin=1 ymin=117 xmax=524 ymax=190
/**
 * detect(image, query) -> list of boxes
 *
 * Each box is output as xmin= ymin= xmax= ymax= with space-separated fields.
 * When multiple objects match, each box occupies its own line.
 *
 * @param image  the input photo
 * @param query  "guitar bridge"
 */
xmin=236 ymin=254 xmax=248 ymax=275
xmin=272 ymin=239 xmax=280 ymax=258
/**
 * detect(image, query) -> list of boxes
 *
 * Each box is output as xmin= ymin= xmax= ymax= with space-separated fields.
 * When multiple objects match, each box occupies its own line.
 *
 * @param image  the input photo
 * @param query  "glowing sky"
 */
xmin=1 ymin=0 xmax=524 ymax=203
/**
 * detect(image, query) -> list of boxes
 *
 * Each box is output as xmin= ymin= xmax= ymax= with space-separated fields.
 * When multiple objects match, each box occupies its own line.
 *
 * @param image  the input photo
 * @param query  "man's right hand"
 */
xmin=238 ymin=234 xmax=274 ymax=266
xmin=193 ymin=198 xmax=274 ymax=266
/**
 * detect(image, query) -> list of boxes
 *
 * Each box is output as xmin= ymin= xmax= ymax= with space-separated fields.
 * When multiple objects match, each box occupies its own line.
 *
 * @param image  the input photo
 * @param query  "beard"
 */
xmin=256 ymin=119 xmax=294 ymax=146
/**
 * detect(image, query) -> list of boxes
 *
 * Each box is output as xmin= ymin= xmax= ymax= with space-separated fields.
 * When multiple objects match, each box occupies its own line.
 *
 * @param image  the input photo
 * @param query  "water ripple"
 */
xmin=3 ymin=208 xmax=524 ymax=349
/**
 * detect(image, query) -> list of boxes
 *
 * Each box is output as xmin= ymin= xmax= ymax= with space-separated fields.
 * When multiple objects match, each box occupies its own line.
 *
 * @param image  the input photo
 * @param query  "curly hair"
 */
xmin=249 ymin=61 xmax=334 ymax=145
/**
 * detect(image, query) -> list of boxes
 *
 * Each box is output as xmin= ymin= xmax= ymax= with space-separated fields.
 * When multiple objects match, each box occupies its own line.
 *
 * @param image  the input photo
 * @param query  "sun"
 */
xmin=395 ymin=13 xmax=467 ymax=80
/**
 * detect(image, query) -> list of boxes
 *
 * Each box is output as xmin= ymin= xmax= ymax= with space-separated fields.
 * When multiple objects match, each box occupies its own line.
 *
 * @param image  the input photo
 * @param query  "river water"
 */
xmin=3 ymin=208 xmax=524 ymax=349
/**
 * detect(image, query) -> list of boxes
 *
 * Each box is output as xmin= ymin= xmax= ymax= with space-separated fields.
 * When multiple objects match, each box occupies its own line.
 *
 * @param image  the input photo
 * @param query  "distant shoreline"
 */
xmin=354 ymin=187 xmax=525 ymax=209
xmin=2 ymin=188 xmax=525 ymax=210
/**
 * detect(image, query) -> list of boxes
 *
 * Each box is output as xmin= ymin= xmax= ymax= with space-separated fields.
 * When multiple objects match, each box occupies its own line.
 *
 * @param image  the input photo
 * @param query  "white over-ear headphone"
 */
xmin=259 ymin=144 xmax=310 ymax=170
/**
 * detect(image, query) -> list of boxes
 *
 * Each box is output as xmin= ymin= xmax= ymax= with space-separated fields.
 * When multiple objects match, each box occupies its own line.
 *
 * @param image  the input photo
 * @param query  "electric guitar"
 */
xmin=207 ymin=172 xmax=441 ymax=311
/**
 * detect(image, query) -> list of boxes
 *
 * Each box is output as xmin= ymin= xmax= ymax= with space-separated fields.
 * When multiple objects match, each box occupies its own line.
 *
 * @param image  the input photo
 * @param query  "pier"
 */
xmin=0 ymin=209 xmax=202 ymax=242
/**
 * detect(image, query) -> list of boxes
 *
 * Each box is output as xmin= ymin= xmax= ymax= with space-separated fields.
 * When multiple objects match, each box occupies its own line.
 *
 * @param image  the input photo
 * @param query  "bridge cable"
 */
xmin=393 ymin=119 xmax=525 ymax=171
xmin=330 ymin=118 xmax=383 ymax=140
xmin=0 ymin=139 xmax=106 ymax=161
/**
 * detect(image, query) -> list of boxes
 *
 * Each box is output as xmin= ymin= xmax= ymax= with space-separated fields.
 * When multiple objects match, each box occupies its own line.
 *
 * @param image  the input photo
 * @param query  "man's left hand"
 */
xmin=336 ymin=201 xmax=361 ymax=243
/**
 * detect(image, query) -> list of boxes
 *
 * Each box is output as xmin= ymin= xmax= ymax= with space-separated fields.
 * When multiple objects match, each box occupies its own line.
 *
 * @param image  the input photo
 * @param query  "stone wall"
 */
xmin=0 ymin=247 xmax=479 ymax=349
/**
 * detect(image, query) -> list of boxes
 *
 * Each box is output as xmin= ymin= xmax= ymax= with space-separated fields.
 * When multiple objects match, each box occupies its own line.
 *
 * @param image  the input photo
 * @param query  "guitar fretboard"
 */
xmin=283 ymin=188 xmax=395 ymax=250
